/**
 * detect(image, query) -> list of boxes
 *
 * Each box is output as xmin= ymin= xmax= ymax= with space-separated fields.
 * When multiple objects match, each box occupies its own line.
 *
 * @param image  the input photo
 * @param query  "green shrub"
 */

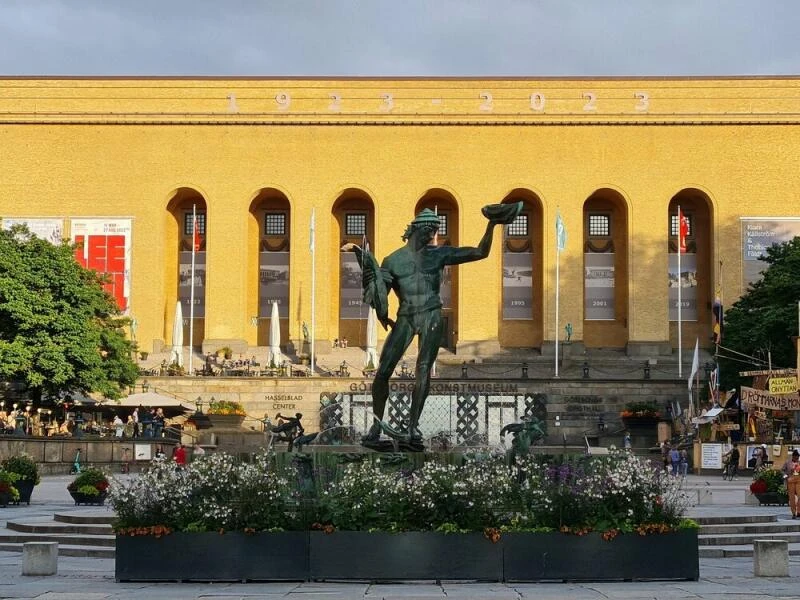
xmin=1 ymin=454 xmax=40 ymax=485
xmin=68 ymin=468 xmax=109 ymax=494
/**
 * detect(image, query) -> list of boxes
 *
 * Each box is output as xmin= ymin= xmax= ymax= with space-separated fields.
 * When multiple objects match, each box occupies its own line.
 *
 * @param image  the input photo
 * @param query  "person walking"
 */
xmin=669 ymin=445 xmax=681 ymax=476
xmin=782 ymin=449 xmax=800 ymax=518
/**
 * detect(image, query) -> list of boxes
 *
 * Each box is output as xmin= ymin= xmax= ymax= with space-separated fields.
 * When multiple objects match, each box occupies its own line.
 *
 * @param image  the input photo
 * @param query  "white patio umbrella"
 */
xmin=365 ymin=307 xmax=379 ymax=369
xmin=171 ymin=300 xmax=184 ymax=367
xmin=268 ymin=300 xmax=282 ymax=367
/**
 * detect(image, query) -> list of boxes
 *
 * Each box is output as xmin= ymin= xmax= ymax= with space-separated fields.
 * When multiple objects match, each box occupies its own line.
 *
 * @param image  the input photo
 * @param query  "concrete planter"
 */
xmin=116 ymin=529 xmax=698 ymax=582
xmin=115 ymin=532 xmax=309 ymax=582
xmin=503 ymin=529 xmax=699 ymax=581
xmin=310 ymin=531 xmax=502 ymax=581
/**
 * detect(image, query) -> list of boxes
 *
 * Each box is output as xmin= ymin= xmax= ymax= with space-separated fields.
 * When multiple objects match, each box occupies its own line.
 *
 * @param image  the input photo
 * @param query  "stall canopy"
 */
xmin=102 ymin=392 xmax=193 ymax=411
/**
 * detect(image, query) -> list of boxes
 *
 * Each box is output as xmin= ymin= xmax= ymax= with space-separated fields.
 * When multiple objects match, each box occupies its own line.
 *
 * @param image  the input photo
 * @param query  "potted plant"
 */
xmin=67 ymin=467 xmax=110 ymax=505
xmin=206 ymin=399 xmax=247 ymax=428
xmin=1 ymin=454 xmax=40 ymax=505
xmin=750 ymin=467 xmax=788 ymax=505
xmin=0 ymin=469 xmax=20 ymax=507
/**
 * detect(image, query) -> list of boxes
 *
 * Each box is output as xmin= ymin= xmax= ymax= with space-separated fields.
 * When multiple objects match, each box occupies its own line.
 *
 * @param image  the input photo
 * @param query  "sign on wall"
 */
xmin=502 ymin=251 xmax=533 ymax=319
xmin=742 ymin=218 xmax=800 ymax=288
xmin=259 ymin=251 xmax=289 ymax=318
xmin=584 ymin=253 xmax=615 ymax=320
xmin=71 ymin=219 xmax=132 ymax=312
xmin=701 ymin=443 xmax=724 ymax=469
xmin=178 ymin=251 xmax=205 ymax=318
xmin=668 ymin=253 xmax=697 ymax=321
xmin=1 ymin=217 xmax=64 ymax=243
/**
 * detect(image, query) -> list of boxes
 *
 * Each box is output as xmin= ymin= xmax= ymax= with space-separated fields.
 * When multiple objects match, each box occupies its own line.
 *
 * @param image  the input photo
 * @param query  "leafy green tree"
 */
xmin=0 ymin=226 xmax=138 ymax=401
xmin=720 ymin=237 xmax=800 ymax=385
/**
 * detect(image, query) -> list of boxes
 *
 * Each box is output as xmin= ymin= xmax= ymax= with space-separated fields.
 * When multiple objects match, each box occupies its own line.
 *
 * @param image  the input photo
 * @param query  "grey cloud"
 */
xmin=0 ymin=0 xmax=798 ymax=76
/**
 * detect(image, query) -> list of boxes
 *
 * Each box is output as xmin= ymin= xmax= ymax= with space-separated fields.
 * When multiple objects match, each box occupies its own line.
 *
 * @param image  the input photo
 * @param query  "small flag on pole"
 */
xmin=556 ymin=212 xmax=567 ymax=252
xmin=678 ymin=208 xmax=689 ymax=254
xmin=688 ymin=338 xmax=699 ymax=390
xmin=712 ymin=289 xmax=723 ymax=344
xmin=192 ymin=214 xmax=201 ymax=252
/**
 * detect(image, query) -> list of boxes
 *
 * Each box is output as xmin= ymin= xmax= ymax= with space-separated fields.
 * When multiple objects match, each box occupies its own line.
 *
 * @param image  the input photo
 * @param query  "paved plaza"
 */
xmin=1 ymin=475 xmax=800 ymax=599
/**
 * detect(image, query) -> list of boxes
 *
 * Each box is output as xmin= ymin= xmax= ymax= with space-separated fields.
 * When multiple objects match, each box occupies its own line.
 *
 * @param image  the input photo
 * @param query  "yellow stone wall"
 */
xmin=1 ymin=77 xmax=799 ymax=354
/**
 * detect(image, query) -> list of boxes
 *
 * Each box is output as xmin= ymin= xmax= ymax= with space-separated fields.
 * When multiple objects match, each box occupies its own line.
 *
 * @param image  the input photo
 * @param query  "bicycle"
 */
xmin=722 ymin=459 xmax=737 ymax=480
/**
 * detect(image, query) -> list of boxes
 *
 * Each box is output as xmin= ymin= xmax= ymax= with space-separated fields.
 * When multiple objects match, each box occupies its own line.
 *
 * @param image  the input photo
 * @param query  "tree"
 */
xmin=720 ymin=237 xmax=800 ymax=385
xmin=0 ymin=226 xmax=138 ymax=401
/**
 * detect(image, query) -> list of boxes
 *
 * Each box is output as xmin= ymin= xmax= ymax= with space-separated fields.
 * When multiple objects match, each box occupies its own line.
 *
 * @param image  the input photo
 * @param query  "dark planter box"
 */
xmin=755 ymin=492 xmax=788 ymax=506
xmin=15 ymin=479 xmax=35 ymax=505
xmin=503 ymin=529 xmax=699 ymax=581
xmin=68 ymin=490 xmax=107 ymax=506
xmin=115 ymin=529 xmax=698 ymax=583
xmin=310 ymin=531 xmax=503 ymax=581
xmin=115 ymin=532 xmax=309 ymax=582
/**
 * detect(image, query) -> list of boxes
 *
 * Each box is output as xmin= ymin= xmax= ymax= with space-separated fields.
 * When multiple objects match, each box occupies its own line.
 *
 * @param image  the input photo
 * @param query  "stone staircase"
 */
xmin=0 ymin=511 xmax=115 ymax=558
xmin=697 ymin=514 xmax=800 ymax=558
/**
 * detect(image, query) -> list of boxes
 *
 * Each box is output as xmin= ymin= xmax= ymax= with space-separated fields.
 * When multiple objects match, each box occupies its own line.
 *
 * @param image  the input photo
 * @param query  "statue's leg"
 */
xmin=365 ymin=317 xmax=413 ymax=440
xmin=409 ymin=310 xmax=445 ymax=440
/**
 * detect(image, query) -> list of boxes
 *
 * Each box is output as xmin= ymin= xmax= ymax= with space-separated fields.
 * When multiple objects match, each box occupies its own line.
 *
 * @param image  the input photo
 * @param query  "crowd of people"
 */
xmin=660 ymin=441 xmax=690 ymax=476
xmin=0 ymin=404 xmax=170 ymax=439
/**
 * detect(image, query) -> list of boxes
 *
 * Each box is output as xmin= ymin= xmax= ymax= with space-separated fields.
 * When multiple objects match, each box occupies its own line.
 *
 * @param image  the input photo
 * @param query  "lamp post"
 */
xmin=461 ymin=362 xmax=469 ymax=379
xmin=582 ymin=361 xmax=590 ymax=379
xmin=521 ymin=363 xmax=528 ymax=379
xmin=643 ymin=361 xmax=651 ymax=380
xmin=195 ymin=396 xmax=204 ymax=414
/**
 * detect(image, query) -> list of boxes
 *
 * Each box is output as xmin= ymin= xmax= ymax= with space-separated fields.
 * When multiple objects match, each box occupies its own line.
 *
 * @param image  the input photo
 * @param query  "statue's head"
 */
xmin=402 ymin=208 xmax=440 ymax=241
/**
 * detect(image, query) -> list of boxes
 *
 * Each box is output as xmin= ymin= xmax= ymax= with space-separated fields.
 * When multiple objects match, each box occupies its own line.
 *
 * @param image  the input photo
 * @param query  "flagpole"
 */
xmin=555 ymin=211 xmax=565 ymax=378
xmin=677 ymin=205 xmax=682 ymax=378
xmin=555 ymin=239 xmax=560 ymax=378
xmin=188 ymin=204 xmax=196 ymax=377
xmin=310 ymin=208 xmax=316 ymax=377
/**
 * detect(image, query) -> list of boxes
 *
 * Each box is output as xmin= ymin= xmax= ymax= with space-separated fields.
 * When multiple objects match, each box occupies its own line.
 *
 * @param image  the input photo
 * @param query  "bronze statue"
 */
xmin=269 ymin=412 xmax=304 ymax=452
xmin=500 ymin=416 xmax=547 ymax=460
xmin=345 ymin=202 xmax=522 ymax=449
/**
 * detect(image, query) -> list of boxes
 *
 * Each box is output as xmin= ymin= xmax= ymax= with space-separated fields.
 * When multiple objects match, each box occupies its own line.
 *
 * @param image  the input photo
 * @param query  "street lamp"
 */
xmin=195 ymin=396 xmax=204 ymax=414
xmin=643 ymin=361 xmax=651 ymax=379
xmin=521 ymin=363 xmax=528 ymax=379
xmin=461 ymin=362 xmax=469 ymax=379
xmin=582 ymin=361 xmax=590 ymax=379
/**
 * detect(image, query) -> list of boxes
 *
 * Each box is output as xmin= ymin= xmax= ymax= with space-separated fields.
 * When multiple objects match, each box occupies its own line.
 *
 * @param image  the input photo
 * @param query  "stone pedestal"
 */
xmin=753 ymin=539 xmax=789 ymax=577
xmin=22 ymin=542 xmax=58 ymax=576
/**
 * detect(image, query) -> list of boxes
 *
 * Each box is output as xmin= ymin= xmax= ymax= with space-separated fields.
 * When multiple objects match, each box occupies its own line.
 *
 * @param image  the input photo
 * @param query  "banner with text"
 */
xmin=668 ymin=252 xmax=697 ymax=321
xmin=71 ymin=218 xmax=132 ymax=312
xmin=178 ymin=251 xmax=206 ymax=318
xmin=502 ymin=251 xmax=533 ymax=319
xmin=259 ymin=251 xmax=289 ymax=318
xmin=742 ymin=218 xmax=800 ymax=288
xmin=1 ymin=217 xmax=64 ymax=244
xmin=584 ymin=253 xmax=615 ymax=320
xmin=741 ymin=386 xmax=800 ymax=411
xmin=340 ymin=253 xmax=366 ymax=319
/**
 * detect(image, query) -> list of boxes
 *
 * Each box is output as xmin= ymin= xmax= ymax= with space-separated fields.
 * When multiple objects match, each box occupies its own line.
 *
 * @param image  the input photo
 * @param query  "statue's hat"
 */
xmin=411 ymin=208 xmax=441 ymax=226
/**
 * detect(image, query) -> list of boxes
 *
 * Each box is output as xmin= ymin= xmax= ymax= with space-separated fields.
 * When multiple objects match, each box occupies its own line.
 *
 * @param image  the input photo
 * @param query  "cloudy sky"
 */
xmin=0 ymin=0 xmax=797 ymax=77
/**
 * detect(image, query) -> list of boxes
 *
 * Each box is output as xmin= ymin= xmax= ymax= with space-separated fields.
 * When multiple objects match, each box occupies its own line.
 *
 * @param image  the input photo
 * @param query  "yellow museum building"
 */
xmin=1 ymin=76 xmax=799 ymax=360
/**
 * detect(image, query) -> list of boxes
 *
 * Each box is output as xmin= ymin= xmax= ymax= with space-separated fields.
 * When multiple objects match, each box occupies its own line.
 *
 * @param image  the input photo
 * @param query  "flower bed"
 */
xmin=750 ymin=467 xmax=788 ymax=506
xmin=111 ymin=450 xmax=698 ymax=582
